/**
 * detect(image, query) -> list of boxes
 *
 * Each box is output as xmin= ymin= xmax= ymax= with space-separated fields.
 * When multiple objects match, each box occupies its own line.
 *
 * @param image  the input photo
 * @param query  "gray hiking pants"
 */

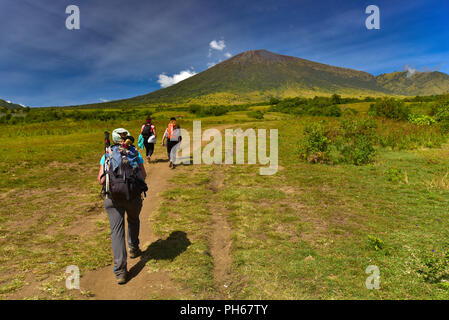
xmin=104 ymin=196 xmax=143 ymax=278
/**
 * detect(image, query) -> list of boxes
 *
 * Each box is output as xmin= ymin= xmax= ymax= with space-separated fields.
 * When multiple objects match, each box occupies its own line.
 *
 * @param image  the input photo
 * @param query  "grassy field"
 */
xmin=1 ymin=99 xmax=449 ymax=299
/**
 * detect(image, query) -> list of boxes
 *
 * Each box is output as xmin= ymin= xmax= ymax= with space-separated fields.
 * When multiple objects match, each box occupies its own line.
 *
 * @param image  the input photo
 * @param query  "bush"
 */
xmin=188 ymin=105 xmax=228 ymax=117
xmin=330 ymin=94 xmax=342 ymax=105
xmin=418 ymin=250 xmax=449 ymax=283
xmin=247 ymin=111 xmax=264 ymax=119
xmin=324 ymin=105 xmax=342 ymax=117
xmin=188 ymin=104 xmax=201 ymax=114
xmin=433 ymin=98 xmax=449 ymax=133
xmin=367 ymin=235 xmax=385 ymax=251
xmin=269 ymin=97 xmax=280 ymax=105
xmin=299 ymin=118 xmax=377 ymax=165
xmin=386 ymin=168 xmax=405 ymax=183
xmin=269 ymin=96 xmax=342 ymax=117
xmin=334 ymin=118 xmax=377 ymax=165
xmin=369 ymin=98 xmax=410 ymax=120
xmin=408 ymin=114 xmax=436 ymax=126
xmin=298 ymin=122 xmax=330 ymax=163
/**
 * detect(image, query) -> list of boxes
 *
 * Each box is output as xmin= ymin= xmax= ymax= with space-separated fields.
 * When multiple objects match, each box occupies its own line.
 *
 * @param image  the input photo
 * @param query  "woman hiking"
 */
xmin=162 ymin=117 xmax=182 ymax=169
xmin=98 ymin=128 xmax=147 ymax=285
xmin=140 ymin=117 xmax=156 ymax=163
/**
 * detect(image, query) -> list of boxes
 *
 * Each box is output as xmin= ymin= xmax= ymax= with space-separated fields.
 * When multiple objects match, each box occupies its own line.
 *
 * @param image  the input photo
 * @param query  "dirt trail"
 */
xmin=81 ymin=123 xmax=238 ymax=300
xmin=208 ymin=170 xmax=233 ymax=298
xmin=80 ymin=160 xmax=189 ymax=300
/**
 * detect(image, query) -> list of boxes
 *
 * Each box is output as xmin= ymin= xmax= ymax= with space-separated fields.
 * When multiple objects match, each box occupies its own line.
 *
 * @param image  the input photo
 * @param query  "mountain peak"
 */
xmin=90 ymin=49 xmax=449 ymax=107
xmin=228 ymin=49 xmax=292 ymax=65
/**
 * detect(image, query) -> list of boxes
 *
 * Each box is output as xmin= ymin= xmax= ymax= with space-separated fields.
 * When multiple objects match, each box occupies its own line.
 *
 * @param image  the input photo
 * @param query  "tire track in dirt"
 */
xmin=207 ymin=169 xmax=233 ymax=299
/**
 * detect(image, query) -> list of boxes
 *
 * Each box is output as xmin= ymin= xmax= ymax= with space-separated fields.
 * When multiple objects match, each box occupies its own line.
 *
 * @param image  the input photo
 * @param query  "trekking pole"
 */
xmin=103 ymin=131 xmax=111 ymax=198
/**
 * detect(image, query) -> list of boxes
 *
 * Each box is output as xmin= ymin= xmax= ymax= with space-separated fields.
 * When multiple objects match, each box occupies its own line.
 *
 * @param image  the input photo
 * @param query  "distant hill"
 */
xmin=376 ymin=71 xmax=449 ymax=96
xmin=0 ymin=99 xmax=24 ymax=110
xmin=65 ymin=49 xmax=449 ymax=108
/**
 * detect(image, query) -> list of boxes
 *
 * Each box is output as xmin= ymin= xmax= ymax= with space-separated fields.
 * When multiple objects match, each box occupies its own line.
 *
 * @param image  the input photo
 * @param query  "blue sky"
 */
xmin=0 ymin=0 xmax=448 ymax=107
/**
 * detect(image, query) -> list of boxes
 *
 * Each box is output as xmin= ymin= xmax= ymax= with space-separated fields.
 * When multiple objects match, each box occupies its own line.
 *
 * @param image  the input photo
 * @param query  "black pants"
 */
xmin=143 ymin=140 xmax=154 ymax=157
xmin=167 ymin=140 xmax=180 ymax=161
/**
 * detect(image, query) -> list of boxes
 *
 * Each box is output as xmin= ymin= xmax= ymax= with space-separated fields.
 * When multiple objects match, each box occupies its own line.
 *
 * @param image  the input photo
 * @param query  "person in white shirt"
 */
xmin=162 ymin=117 xmax=182 ymax=168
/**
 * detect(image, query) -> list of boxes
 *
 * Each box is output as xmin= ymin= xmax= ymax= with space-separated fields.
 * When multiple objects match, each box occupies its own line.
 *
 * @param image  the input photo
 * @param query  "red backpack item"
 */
xmin=167 ymin=122 xmax=176 ymax=139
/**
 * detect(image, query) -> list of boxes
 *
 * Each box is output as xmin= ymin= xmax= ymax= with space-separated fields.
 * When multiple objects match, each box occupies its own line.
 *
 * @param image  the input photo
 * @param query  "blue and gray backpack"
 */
xmin=106 ymin=145 xmax=148 ymax=200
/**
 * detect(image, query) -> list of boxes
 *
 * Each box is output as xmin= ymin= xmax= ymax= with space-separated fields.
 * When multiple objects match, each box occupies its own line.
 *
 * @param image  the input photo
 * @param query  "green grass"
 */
xmin=1 ymin=102 xmax=449 ymax=299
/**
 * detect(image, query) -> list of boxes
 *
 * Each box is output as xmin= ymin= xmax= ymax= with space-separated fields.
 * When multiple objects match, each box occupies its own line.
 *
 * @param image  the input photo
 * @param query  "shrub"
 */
xmin=370 ymin=98 xmax=410 ymax=120
xmin=299 ymin=118 xmax=377 ymax=165
xmin=418 ymin=250 xmax=449 ymax=283
xmin=298 ymin=122 xmax=330 ymax=163
xmin=433 ymin=98 xmax=449 ymax=133
xmin=269 ymin=96 xmax=342 ymax=117
xmin=188 ymin=104 xmax=201 ymax=114
xmin=247 ymin=111 xmax=264 ymax=119
xmin=334 ymin=118 xmax=377 ymax=165
xmin=188 ymin=105 xmax=228 ymax=117
xmin=408 ymin=114 xmax=436 ymax=126
xmin=367 ymin=235 xmax=385 ymax=251
xmin=269 ymin=97 xmax=280 ymax=105
xmin=330 ymin=94 xmax=342 ymax=105
xmin=324 ymin=105 xmax=342 ymax=117
xmin=386 ymin=168 xmax=405 ymax=183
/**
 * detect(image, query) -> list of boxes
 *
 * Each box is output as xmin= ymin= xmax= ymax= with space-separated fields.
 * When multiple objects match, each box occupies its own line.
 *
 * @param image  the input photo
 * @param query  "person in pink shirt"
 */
xmin=140 ymin=117 xmax=156 ymax=163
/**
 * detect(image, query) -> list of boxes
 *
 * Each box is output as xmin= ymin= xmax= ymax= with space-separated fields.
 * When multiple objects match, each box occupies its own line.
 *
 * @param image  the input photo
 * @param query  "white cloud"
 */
xmin=405 ymin=64 xmax=416 ymax=78
xmin=157 ymin=69 xmax=197 ymax=88
xmin=99 ymin=98 xmax=109 ymax=102
xmin=6 ymin=100 xmax=11 ymax=104
xmin=209 ymin=40 xmax=226 ymax=51
xmin=224 ymin=52 xmax=232 ymax=58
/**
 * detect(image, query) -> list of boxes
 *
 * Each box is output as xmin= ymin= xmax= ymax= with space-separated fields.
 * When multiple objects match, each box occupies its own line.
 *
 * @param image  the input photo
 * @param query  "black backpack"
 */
xmin=142 ymin=123 xmax=154 ymax=139
xmin=106 ymin=147 xmax=148 ymax=201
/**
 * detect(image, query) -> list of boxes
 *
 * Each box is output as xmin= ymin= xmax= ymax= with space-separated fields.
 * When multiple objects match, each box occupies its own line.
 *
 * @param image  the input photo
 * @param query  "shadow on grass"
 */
xmin=128 ymin=231 xmax=191 ymax=281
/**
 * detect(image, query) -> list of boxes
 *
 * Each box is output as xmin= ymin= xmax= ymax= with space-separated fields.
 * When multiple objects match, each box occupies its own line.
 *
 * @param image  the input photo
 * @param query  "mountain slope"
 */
xmin=130 ymin=50 xmax=388 ymax=104
xmin=68 ymin=49 xmax=449 ymax=107
xmin=376 ymin=71 xmax=449 ymax=96
xmin=0 ymin=99 xmax=24 ymax=110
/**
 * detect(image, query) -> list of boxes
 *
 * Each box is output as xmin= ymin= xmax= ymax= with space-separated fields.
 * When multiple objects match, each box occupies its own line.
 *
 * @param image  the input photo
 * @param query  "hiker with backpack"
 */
xmin=140 ymin=117 xmax=156 ymax=163
xmin=97 ymin=128 xmax=148 ymax=285
xmin=162 ymin=117 xmax=182 ymax=169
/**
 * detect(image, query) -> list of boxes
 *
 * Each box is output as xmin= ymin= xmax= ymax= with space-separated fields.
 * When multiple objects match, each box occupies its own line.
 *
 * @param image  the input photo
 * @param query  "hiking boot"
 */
xmin=169 ymin=161 xmax=173 ymax=168
xmin=129 ymin=248 xmax=142 ymax=259
xmin=117 ymin=273 xmax=127 ymax=285
xmin=172 ymin=163 xmax=176 ymax=169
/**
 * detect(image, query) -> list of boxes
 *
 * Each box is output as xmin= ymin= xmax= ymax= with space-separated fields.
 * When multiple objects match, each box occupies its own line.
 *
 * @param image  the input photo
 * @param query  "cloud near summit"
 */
xmin=157 ymin=69 xmax=197 ymax=88
xmin=209 ymin=40 xmax=226 ymax=51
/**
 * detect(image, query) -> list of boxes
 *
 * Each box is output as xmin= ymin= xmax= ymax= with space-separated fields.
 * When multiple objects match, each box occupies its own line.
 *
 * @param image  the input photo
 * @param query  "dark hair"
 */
xmin=125 ymin=135 xmax=135 ymax=143
xmin=170 ymin=117 xmax=176 ymax=121
xmin=146 ymin=117 xmax=152 ymax=123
